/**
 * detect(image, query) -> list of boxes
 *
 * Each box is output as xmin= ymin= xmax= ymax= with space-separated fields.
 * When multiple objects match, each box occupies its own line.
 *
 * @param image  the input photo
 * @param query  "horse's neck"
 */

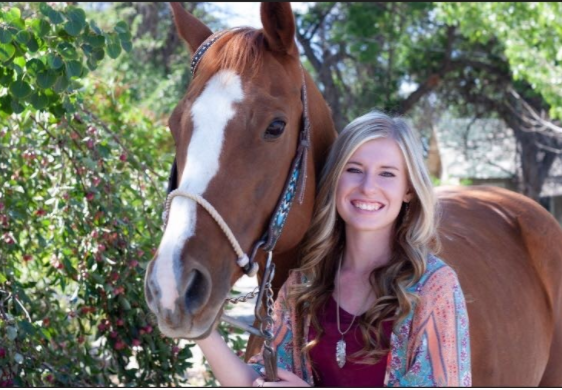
xmin=305 ymin=71 xmax=338 ymax=175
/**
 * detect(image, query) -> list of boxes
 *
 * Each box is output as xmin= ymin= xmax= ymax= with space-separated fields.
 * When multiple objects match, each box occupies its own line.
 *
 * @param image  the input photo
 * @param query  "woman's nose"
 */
xmin=360 ymin=174 xmax=379 ymax=195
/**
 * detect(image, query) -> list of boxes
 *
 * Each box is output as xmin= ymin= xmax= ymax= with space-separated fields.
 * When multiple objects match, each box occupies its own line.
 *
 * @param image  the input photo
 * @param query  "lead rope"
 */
xmin=162 ymin=189 xmax=259 ymax=277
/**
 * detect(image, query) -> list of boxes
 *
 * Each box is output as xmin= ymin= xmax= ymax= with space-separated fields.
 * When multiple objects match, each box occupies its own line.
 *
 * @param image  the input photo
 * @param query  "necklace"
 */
xmin=335 ymin=255 xmax=357 ymax=369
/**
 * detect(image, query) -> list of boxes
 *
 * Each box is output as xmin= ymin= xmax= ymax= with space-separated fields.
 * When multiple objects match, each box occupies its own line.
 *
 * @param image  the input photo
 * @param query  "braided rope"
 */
xmin=163 ymin=189 xmax=258 ymax=276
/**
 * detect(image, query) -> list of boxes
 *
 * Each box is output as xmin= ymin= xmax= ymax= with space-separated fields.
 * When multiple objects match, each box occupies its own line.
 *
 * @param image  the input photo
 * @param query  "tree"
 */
xmin=295 ymin=2 xmax=562 ymax=201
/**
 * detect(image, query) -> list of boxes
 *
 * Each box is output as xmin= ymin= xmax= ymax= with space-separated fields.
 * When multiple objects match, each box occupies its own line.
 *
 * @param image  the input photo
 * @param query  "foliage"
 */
xmin=0 ymin=3 xmax=194 ymax=386
xmin=436 ymin=2 xmax=562 ymax=119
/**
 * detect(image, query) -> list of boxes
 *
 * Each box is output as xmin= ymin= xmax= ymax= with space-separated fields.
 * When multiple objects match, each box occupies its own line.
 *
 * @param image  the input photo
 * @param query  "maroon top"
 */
xmin=308 ymin=296 xmax=393 ymax=387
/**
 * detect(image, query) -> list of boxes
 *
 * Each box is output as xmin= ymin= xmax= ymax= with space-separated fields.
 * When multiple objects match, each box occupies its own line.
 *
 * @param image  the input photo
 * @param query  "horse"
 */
xmin=144 ymin=2 xmax=562 ymax=386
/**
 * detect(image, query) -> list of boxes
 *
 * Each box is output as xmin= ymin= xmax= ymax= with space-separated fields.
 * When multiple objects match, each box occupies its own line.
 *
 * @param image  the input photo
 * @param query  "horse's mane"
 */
xmin=195 ymin=28 xmax=266 ymax=82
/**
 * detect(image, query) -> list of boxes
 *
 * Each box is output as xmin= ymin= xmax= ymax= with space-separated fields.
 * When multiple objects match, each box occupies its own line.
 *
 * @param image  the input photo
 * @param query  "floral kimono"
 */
xmin=249 ymin=255 xmax=472 ymax=386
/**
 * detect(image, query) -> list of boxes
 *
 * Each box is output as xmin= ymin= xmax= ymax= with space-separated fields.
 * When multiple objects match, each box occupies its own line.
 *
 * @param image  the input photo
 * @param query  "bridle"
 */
xmin=161 ymin=29 xmax=312 ymax=382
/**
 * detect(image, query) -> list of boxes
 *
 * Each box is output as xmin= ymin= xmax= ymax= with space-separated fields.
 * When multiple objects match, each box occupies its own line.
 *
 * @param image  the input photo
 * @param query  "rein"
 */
xmin=162 ymin=30 xmax=311 ymax=382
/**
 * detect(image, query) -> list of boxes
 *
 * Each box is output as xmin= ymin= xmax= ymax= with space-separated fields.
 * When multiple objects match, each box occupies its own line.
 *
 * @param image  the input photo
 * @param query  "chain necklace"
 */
xmin=335 ymin=255 xmax=357 ymax=369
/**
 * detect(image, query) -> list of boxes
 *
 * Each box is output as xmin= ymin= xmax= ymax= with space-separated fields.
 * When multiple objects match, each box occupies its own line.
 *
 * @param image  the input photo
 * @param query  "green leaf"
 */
xmin=31 ymin=19 xmax=50 ymax=38
xmin=30 ymin=91 xmax=49 ymax=110
xmin=84 ymin=34 xmax=105 ymax=48
xmin=36 ymin=70 xmax=57 ymax=89
xmin=11 ymin=98 xmax=24 ymax=114
xmin=47 ymin=53 xmax=63 ymax=69
xmin=18 ymin=320 xmax=36 ymax=336
xmin=13 ymin=56 xmax=25 ymax=69
xmin=65 ymin=60 xmax=83 ymax=79
xmin=89 ymin=20 xmax=102 ymax=35
xmin=65 ymin=6 xmax=86 ymax=25
xmin=9 ymin=79 xmax=32 ymax=99
xmin=0 ymin=28 xmax=13 ymax=44
xmin=0 ymin=96 xmax=13 ymax=114
xmin=47 ymin=10 xmax=65 ymax=25
xmin=119 ymin=296 xmax=131 ymax=310
xmin=57 ymin=42 xmax=77 ymax=59
xmin=106 ymin=34 xmax=121 ymax=59
xmin=92 ymin=47 xmax=105 ymax=61
xmin=26 ymin=35 xmax=39 ymax=52
xmin=7 ymin=325 xmax=18 ymax=340
xmin=15 ymin=30 xmax=30 ymax=44
xmin=64 ymin=20 xmax=83 ymax=37
xmin=26 ymin=58 xmax=45 ymax=76
xmin=114 ymin=21 xmax=129 ymax=34
xmin=62 ymin=95 xmax=75 ymax=114
xmin=86 ymin=55 xmax=98 ymax=71
xmin=5 ymin=7 xmax=22 ymax=24
xmin=52 ymin=72 xmax=69 ymax=93
xmin=121 ymin=40 xmax=132 ymax=53
xmin=0 ymin=43 xmax=16 ymax=62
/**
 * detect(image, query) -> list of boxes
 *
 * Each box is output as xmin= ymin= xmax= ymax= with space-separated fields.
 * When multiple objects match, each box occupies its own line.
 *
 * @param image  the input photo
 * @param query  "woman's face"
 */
xmin=336 ymin=137 xmax=412 ymax=236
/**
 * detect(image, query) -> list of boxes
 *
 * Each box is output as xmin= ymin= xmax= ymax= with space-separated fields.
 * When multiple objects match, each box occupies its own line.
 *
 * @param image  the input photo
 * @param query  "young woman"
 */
xmin=196 ymin=111 xmax=471 ymax=387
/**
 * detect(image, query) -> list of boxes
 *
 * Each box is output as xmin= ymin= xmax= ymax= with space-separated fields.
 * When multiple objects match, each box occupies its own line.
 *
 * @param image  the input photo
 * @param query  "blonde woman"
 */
xmin=196 ymin=111 xmax=471 ymax=387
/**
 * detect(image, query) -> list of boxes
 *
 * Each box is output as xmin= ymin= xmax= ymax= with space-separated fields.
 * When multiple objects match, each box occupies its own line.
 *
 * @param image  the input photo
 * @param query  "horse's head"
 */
xmin=145 ymin=2 xmax=335 ymax=339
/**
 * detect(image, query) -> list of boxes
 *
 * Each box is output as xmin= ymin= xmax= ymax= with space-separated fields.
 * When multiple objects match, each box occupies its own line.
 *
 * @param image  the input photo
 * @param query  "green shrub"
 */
xmin=0 ymin=3 xmax=193 ymax=386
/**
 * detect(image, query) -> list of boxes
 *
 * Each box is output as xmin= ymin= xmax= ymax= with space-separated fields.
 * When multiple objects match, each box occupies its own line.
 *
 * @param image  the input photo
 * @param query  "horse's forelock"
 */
xmin=195 ymin=28 xmax=268 ymax=82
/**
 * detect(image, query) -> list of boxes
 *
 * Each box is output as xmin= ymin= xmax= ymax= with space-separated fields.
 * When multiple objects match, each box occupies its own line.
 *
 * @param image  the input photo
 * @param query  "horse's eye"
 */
xmin=264 ymin=120 xmax=286 ymax=140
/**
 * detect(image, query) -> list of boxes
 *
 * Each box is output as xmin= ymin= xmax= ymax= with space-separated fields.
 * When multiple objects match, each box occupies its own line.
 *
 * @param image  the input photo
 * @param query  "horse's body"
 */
xmin=145 ymin=2 xmax=562 ymax=386
xmin=436 ymin=186 xmax=562 ymax=386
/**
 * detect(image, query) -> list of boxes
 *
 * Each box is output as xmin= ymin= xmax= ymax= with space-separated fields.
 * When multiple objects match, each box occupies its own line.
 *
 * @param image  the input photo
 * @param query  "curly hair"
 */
xmin=290 ymin=110 xmax=440 ymax=365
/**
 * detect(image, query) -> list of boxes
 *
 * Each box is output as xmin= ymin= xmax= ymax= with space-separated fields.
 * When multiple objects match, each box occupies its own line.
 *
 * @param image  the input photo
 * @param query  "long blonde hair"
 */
xmin=292 ymin=110 xmax=440 ymax=365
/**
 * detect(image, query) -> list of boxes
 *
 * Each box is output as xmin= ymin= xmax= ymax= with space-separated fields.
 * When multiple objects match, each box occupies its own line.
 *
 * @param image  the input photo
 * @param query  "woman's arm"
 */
xmin=196 ymin=330 xmax=260 ymax=387
xmin=392 ymin=265 xmax=471 ymax=387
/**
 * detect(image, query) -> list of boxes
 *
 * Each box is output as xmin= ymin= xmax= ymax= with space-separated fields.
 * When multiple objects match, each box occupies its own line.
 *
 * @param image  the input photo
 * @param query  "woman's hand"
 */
xmin=252 ymin=368 xmax=310 ymax=387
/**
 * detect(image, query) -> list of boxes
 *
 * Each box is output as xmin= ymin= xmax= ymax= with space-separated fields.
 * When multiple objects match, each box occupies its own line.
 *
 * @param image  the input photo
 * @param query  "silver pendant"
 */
xmin=336 ymin=338 xmax=346 ymax=368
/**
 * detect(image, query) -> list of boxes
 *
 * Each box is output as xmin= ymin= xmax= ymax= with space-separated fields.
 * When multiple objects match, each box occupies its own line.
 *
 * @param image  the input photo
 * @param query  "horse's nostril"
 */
xmin=184 ymin=269 xmax=210 ymax=314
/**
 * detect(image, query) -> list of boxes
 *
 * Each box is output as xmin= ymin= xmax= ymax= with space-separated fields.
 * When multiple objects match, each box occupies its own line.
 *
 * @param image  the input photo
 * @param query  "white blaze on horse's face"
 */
xmin=154 ymin=70 xmax=244 ymax=312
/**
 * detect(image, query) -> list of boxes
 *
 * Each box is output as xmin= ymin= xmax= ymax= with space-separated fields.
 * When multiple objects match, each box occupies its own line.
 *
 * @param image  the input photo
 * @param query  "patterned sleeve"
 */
xmin=394 ymin=266 xmax=472 ymax=387
xmin=247 ymin=273 xmax=297 ymax=376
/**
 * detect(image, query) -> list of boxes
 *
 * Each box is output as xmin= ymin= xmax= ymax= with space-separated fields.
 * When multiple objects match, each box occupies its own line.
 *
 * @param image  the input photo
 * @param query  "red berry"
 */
xmin=0 ymin=347 xmax=6 ymax=358
xmin=114 ymin=340 xmax=126 ymax=350
xmin=86 ymin=193 xmax=94 ymax=201
xmin=172 ymin=345 xmax=180 ymax=354
xmin=132 ymin=339 xmax=141 ymax=347
xmin=119 ymin=153 xmax=127 ymax=162
xmin=46 ymin=374 xmax=54 ymax=383
xmin=23 ymin=254 xmax=33 ymax=262
xmin=116 ymin=318 xmax=124 ymax=327
xmin=43 ymin=318 xmax=50 ymax=327
xmin=110 ymin=331 xmax=118 ymax=339
xmin=144 ymin=325 xmax=153 ymax=334
xmin=129 ymin=260 xmax=139 ymax=268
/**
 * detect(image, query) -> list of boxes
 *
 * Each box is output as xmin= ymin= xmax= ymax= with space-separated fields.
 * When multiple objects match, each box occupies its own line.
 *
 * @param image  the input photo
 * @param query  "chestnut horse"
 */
xmin=144 ymin=2 xmax=562 ymax=386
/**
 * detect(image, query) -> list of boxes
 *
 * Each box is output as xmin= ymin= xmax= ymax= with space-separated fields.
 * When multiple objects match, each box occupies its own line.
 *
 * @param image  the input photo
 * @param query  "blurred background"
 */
xmin=1 ymin=2 xmax=561 ymax=386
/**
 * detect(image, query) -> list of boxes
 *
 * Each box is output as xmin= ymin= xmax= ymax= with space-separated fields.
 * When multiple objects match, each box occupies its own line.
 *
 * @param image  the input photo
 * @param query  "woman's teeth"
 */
xmin=352 ymin=201 xmax=383 ymax=211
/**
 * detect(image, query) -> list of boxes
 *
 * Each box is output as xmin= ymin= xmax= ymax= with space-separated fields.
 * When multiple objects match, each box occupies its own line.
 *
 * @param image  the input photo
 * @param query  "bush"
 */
xmin=0 ymin=3 xmax=192 ymax=386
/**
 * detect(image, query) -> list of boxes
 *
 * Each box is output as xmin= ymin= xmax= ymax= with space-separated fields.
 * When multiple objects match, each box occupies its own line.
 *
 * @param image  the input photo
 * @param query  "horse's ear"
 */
xmin=169 ymin=2 xmax=213 ymax=53
xmin=260 ymin=2 xmax=297 ymax=56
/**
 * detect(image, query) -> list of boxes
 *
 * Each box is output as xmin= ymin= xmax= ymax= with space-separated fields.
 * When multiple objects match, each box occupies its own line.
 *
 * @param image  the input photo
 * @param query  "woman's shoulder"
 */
xmin=409 ymin=253 xmax=461 ymax=294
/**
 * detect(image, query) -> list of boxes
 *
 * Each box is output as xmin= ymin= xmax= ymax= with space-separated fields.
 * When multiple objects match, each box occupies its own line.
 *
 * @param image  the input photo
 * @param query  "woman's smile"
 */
xmin=350 ymin=199 xmax=385 ymax=212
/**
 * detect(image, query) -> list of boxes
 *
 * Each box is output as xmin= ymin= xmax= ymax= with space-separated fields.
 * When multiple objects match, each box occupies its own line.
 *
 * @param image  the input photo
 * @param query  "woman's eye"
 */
xmin=264 ymin=120 xmax=286 ymax=139
xmin=381 ymin=171 xmax=395 ymax=177
xmin=346 ymin=168 xmax=362 ymax=174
